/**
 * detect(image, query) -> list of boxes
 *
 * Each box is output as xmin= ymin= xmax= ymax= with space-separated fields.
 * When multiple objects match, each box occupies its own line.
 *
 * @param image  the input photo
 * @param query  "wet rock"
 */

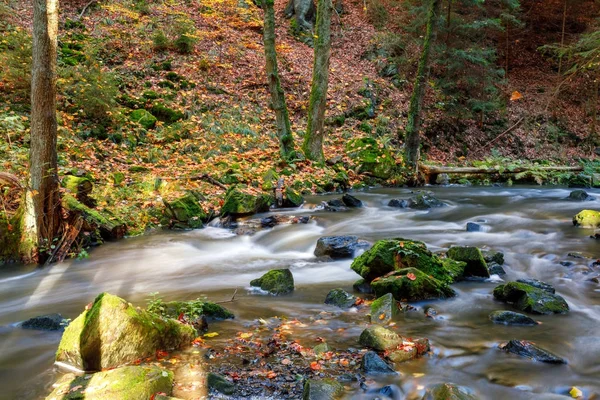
xmin=366 ymin=384 xmax=404 ymax=398
xmin=488 ymin=262 xmax=506 ymax=275
xmin=353 ymin=278 xmax=373 ymax=294
xmin=313 ymin=343 xmax=330 ymax=355
xmin=207 ymin=372 xmax=235 ymax=395
xmin=516 ymin=278 xmax=555 ymax=294
xmin=493 ymin=282 xmax=569 ymax=315
xmin=387 ymin=338 xmax=430 ymax=364
xmin=560 ymin=261 xmax=574 ymax=267
xmin=424 ymin=306 xmax=438 ymax=318
xmin=342 ymin=193 xmax=363 ymax=207
xmin=422 ymin=383 xmax=480 ymax=400
xmin=447 ymin=246 xmax=490 ymax=278
xmin=589 ymin=276 xmax=600 ymax=283
xmin=371 ymin=268 xmax=456 ymax=302
xmin=573 ymin=210 xmax=600 ymax=228
xmin=324 ymin=288 xmax=357 ymax=308
xmin=303 ymin=378 xmax=344 ymax=400
xmin=483 ymin=250 xmax=505 ymax=265
xmin=359 ymin=325 xmax=401 ymax=351
xmin=408 ymin=191 xmax=445 ymax=210
xmin=45 ymin=365 xmax=174 ymax=400
xmin=568 ymin=190 xmax=596 ymax=201
xmin=314 ymin=235 xmax=369 ymax=259
xmin=370 ymin=293 xmax=399 ymax=324
xmin=360 ymin=351 xmax=397 ymax=375
xmin=489 ymin=310 xmax=538 ymax=326
xmin=221 ymin=186 xmax=274 ymax=218
xmin=387 ymin=199 xmax=408 ymax=208
xmin=282 ymin=188 xmax=304 ymax=208
xmin=21 ymin=313 xmax=68 ymax=331
xmin=499 ymin=340 xmax=567 ymax=364
xmin=163 ymin=191 xmax=207 ymax=229
xmin=466 ymin=222 xmax=483 ymax=232
xmin=568 ymin=252 xmax=586 ymax=259
xmin=55 ymin=293 xmax=195 ymax=371
xmin=250 ymin=269 xmax=294 ymax=295
xmin=323 ymin=198 xmax=347 ymax=212
xmin=260 ymin=214 xmax=310 ymax=228
xmin=152 ymin=299 xmax=233 ymax=332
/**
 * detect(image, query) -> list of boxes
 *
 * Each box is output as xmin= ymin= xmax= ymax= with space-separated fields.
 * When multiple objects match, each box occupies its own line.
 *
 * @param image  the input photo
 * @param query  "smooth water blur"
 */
xmin=1 ymin=186 xmax=599 ymax=399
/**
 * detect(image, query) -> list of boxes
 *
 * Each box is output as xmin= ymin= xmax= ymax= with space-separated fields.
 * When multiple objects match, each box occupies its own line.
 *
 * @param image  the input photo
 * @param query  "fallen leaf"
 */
xmin=204 ymin=332 xmax=219 ymax=338
xmin=406 ymin=272 xmax=417 ymax=281
xmin=310 ymin=361 xmax=321 ymax=370
xmin=510 ymin=91 xmax=522 ymax=101
xmin=570 ymin=387 xmax=583 ymax=398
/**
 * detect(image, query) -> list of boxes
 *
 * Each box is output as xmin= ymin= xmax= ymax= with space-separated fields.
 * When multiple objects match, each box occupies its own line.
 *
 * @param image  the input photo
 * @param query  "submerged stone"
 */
xmin=573 ymin=210 xmax=600 ymax=228
xmin=22 ymin=314 xmax=68 ymax=331
xmin=45 ymin=365 xmax=173 ymax=400
xmin=489 ymin=310 xmax=538 ymax=326
xmin=324 ymin=288 xmax=357 ymax=308
xmin=55 ymin=293 xmax=195 ymax=371
xmin=447 ymin=246 xmax=490 ymax=278
xmin=303 ymin=378 xmax=344 ymax=400
xmin=483 ymin=250 xmax=505 ymax=265
xmin=250 ymin=269 xmax=294 ymax=295
xmin=488 ymin=262 xmax=506 ymax=275
xmin=408 ymin=191 xmax=445 ymax=210
xmin=314 ymin=235 xmax=369 ymax=259
xmin=388 ymin=198 xmax=409 ymax=208
xmin=207 ymin=372 xmax=235 ymax=395
xmin=371 ymin=268 xmax=456 ymax=302
xmin=568 ymin=190 xmax=595 ymax=201
xmin=422 ymin=383 xmax=480 ymax=400
xmin=360 ymin=351 xmax=397 ymax=375
xmin=370 ymin=293 xmax=398 ymax=324
xmin=359 ymin=325 xmax=401 ymax=351
xmin=466 ymin=222 xmax=483 ymax=232
xmin=493 ymin=282 xmax=569 ymax=315
xmin=499 ymin=340 xmax=567 ymax=364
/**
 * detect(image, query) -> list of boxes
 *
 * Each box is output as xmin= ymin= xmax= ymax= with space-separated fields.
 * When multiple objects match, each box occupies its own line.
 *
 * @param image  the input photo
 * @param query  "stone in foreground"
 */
xmin=422 ymin=383 xmax=480 ymax=400
xmin=45 ymin=365 xmax=173 ymax=400
xmin=324 ymin=288 xmax=358 ymax=308
xmin=573 ymin=210 xmax=600 ymax=228
xmin=387 ymin=338 xmax=430 ymax=364
xmin=493 ymin=282 xmax=569 ymax=315
xmin=303 ymin=378 xmax=344 ymax=400
xmin=447 ymin=246 xmax=490 ymax=278
xmin=361 ymin=351 xmax=397 ymax=375
xmin=55 ymin=293 xmax=195 ymax=371
xmin=371 ymin=268 xmax=456 ymax=302
xmin=489 ymin=310 xmax=538 ymax=326
xmin=314 ymin=235 xmax=368 ymax=259
xmin=499 ymin=340 xmax=567 ymax=364
xmin=207 ymin=372 xmax=235 ymax=395
xmin=370 ymin=293 xmax=399 ymax=324
xmin=250 ymin=269 xmax=294 ymax=295
xmin=359 ymin=325 xmax=401 ymax=351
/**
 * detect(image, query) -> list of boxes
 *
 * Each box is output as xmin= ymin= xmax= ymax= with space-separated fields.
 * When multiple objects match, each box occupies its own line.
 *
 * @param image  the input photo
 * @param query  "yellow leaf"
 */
xmin=570 ymin=387 xmax=583 ymax=398
xmin=204 ymin=332 xmax=219 ymax=338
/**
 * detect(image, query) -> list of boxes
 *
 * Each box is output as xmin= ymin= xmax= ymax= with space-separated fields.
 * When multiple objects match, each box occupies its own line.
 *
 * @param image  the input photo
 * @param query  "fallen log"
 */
xmin=421 ymin=165 xmax=584 ymax=184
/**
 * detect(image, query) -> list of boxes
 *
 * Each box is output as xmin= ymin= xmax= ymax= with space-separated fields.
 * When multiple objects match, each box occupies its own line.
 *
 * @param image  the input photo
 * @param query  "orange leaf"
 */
xmin=510 ymin=91 xmax=522 ymax=101
xmin=266 ymin=371 xmax=277 ymax=379
xmin=406 ymin=273 xmax=417 ymax=281
xmin=310 ymin=361 xmax=321 ymax=370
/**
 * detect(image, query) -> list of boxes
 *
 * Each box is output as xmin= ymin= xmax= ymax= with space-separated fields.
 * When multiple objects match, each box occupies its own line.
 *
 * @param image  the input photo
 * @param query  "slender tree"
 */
xmin=403 ymin=0 xmax=442 ymax=172
xmin=303 ymin=0 xmax=333 ymax=162
xmin=21 ymin=0 xmax=61 ymax=263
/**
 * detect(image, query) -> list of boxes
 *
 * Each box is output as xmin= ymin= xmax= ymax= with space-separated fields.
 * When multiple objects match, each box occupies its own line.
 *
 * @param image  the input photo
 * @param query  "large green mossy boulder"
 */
xmin=63 ymin=195 xmax=126 ymax=241
xmin=573 ymin=210 xmax=600 ymax=228
xmin=130 ymin=109 xmax=157 ymax=129
xmin=221 ymin=186 xmax=274 ymax=218
xmin=56 ymin=293 xmax=196 ymax=371
xmin=150 ymin=298 xmax=234 ymax=332
xmin=371 ymin=268 xmax=456 ymax=302
xmin=350 ymin=239 xmax=398 ymax=282
xmin=345 ymin=137 xmax=395 ymax=179
xmin=422 ymin=383 xmax=480 ymax=400
xmin=359 ymin=325 xmax=401 ymax=351
xmin=493 ymin=282 xmax=569 ymax=315
xmin=163 ymin=191 xmax=207 ymax=229
xmin=303 ymin=378 xmax=344 ymax=400
xmin=250 ymin=269 xmax=294 ymax=295
xmin=447 ymin=246 xmax=490 ymax=278
xmin=282 ymin=187 xmax=304 ymax=208
xmin=45 ymin=366 xmax=173 ymax=400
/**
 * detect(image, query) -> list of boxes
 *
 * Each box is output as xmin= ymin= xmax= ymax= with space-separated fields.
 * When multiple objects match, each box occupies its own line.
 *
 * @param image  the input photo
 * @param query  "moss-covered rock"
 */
xmin=493 ymin=282 xmax=569 ymax=315
xmin=499 ymin=339 xmax=567 ymax=364
xmin=358 ymin=325 xmax=401 ymax=351
xmin=62 ymin=175 xmax=95 ymax=207
xmin=163 ymin=191 xmax=206 ymax=229
xmin=221 ymin=186 xmax=274 ymax=218
xmin=45 ymin=365 xmax=174 ymax=400
xmin=573 ymin=209 xmax=600 ymax=228
xmin=130 ymin=109 xmax=157 ymax=129
xmin=360 ymin=351 xmax=397 ymax=375
xmin=345 ymin=137 xmax=395 ymax=179
xmin=250 ymin=269 xmax=294 ymax=295
xmin=324 ymin=288 xmax=357 ymax=308
xmin=350 ymin=239 xmax=398 ymax=282
xmin=408 ymin=191 xmax=445 ymax=209
xmin=387 ymin=338 xmax=429 ymax=364
xmin=422 ymin=383 xmax=480 ymax=400
xmin=489 ymin=310 xmax=538 ymax=326
xmin=447 ymin=246 xmax=490 ymax=278
xmin=63 ymin=195 xmax=126 ymax=241
xmin=302 ymin=378 xmax=344 ymax=400
xmin=282 ymin=187 xmax=304 ymax=207
xmin=150 ymin=298 xmax=233 ymax=332
xmin=150 ymin=102 xmax=184 ymax=124
xmin=371 ymin=268 xmax=456 ymax=302
xmin=56 ymin=293 xmax=196 ymax=371
xmin=207 ymin=372 xmax=235 ymax=395
xmin=370 ymin=293 xmax=398 ymax=324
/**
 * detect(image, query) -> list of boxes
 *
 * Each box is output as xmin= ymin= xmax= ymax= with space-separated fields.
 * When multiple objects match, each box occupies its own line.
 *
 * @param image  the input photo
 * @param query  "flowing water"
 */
xmin=1 ymin=186 xmax=599 ymax=399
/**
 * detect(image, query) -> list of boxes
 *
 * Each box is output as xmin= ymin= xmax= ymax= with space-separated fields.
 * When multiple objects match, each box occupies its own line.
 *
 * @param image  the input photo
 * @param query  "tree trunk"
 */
xmin=558 ymin=0 xmax=567 ymax=75
xmin=263 ymin=0 xmax=296 ymax=159
xmin=22 ymin=0 xmax=61 ymax=264
xmin=303 ymin=0 xmax=333 ymax=162
xmin=403 ymin=0 xmax=441 ymax=172
xmin=444 ymin=0 xmax=451 ymax=44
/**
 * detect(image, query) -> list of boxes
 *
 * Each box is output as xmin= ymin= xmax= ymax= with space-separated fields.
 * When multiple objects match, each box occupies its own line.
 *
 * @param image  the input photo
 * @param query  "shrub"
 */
xmin=152 ymin=30 xmax=169 ymax=52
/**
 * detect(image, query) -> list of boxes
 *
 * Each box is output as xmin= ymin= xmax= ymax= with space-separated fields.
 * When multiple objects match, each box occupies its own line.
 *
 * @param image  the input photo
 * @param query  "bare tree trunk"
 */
xmin=558 ymin=0 xmax=567 ymax=75
xmin=403 ymin=0 xmax=441 ymax=173
xmin=263 ymin=0 xmax=296 ymax=159
xmin=22 ymin=0 xmax=61 ymax=264
xmin=303 ymin=0 xmax=333 ymax=162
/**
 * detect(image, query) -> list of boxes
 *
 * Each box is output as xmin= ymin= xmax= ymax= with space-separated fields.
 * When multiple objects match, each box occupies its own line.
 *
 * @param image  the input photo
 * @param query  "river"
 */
xmin=1 ymin=186 xmax=599 ymax=399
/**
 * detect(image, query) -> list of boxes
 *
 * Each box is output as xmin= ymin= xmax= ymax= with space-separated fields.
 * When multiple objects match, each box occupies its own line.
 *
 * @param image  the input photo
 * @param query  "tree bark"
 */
xmin=303 ymin=0 xmax=333 ymax=162
xmin=403 ymin=0 xmax=442 ymax=173
xmin=263 ymin=0 xmax=296 ymax=159
xmin=22 ymin=0 xmax=61 ymax=264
